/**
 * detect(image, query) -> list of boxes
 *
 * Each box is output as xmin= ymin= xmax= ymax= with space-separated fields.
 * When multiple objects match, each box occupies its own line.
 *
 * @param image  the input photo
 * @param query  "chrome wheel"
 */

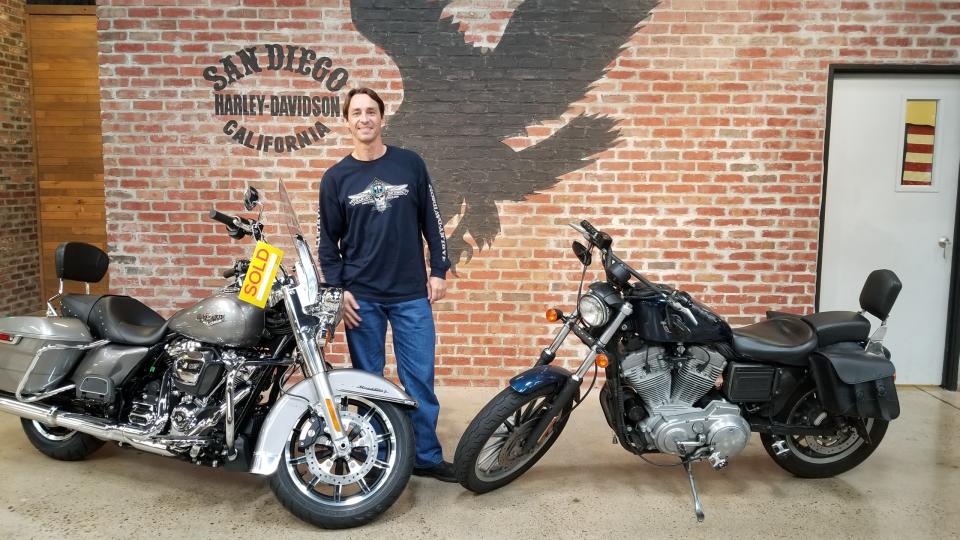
xmin=283 ymin=397 xmax=398 ymax=507
xmin=785 ymin=389 xmax=871 ymax=464
xmin=31 ymin=421 xmax=77 ymax=442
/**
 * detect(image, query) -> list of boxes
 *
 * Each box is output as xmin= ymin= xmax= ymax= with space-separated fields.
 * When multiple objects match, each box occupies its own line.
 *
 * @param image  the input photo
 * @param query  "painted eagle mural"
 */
xmin=350 ymin=0 xmax=657 ymax=266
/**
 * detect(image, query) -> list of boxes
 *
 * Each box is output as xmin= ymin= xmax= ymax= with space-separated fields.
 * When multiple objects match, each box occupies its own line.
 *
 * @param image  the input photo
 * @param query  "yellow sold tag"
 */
xmin=238 ymin=241 xmax=284 ymax=309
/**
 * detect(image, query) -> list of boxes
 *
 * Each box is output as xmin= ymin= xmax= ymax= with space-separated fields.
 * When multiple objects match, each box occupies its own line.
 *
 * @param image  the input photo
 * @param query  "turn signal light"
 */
xmin=546 ymin=308 xmax=560 ymax=322
xmin=596 ymin=353 xmax=609 ymax=368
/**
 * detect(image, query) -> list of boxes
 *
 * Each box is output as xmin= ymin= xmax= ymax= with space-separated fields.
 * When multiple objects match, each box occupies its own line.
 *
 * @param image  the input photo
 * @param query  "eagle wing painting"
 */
xmin=350 ymin=0 xmax=657 ymax=267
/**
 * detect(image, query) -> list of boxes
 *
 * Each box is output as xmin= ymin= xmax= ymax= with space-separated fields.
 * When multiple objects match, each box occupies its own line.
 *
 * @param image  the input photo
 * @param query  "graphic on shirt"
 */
xmin=348 ymin=177 xmax=409 ymax=213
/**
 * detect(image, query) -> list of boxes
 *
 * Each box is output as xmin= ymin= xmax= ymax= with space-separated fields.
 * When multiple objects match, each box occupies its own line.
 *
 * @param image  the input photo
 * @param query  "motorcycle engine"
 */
xmin=128 ymin=339 xmax=253 ymax=444
xmin=621 ymin=345 xmax=750 ymax=467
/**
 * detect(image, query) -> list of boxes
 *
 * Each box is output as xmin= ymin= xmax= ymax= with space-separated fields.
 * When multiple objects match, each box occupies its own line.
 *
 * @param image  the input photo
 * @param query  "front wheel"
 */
xmin=270 ymin=397 xmax=415 ymax=529
xmin=760 ymin=386 xmax=888 ymax=478
xmin=454 ymin=385 xmax=571 ymax=494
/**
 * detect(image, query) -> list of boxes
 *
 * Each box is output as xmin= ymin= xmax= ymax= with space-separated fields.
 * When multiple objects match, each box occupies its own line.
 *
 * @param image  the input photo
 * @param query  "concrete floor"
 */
xmin=0 ymin=386 xmax=957 ymax=539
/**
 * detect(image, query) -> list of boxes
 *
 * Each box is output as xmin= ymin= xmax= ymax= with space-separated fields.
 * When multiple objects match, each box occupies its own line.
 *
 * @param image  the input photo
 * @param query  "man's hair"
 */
xmin=343 ymin=87 xmax=385 ymax=118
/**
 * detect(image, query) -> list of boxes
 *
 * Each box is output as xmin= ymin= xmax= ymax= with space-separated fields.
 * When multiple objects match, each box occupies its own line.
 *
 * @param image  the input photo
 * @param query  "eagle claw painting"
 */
xmin=350 ymin=0 xmax=657 ymax=269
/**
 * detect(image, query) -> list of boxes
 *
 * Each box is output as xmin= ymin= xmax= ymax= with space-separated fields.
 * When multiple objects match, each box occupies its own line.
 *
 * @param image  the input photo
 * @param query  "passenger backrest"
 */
xmin=55 ymin=242 xmax=109 ymax=283
xmin=859 ymin=269 xmax=902 ymax=321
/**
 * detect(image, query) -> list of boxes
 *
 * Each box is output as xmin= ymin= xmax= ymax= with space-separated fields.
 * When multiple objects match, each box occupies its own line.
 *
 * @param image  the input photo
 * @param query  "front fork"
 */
xmin=524 ymin=302 xmax=634 ymax=447
xmin=283 ymin=288 xmax=351 ymax=457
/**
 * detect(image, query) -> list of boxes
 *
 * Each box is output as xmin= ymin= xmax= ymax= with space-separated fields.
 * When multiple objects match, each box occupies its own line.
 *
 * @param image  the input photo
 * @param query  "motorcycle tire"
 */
xmin=21 ymin=419 xmax=104 ymax=461
xmin=760 ymin=385 xmax=888 ymax=478
xmin=455 ymin=385 xmax=571 ymax=494
xmin=270 ymin=398 xmax=414 ymax=529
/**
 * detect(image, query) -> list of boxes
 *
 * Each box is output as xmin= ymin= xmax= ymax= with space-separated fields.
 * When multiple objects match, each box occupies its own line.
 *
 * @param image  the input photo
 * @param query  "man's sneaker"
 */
xmin=412 ymin=460 xmax=457 ymax=483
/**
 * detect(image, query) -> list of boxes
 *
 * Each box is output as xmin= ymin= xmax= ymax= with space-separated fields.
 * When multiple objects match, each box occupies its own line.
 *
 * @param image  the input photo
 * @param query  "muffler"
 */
xmin=0 ymin=394 xmax=173 ymax=457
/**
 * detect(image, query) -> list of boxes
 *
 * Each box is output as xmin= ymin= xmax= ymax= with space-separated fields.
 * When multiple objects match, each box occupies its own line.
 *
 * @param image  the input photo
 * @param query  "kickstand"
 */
xmin=682 ymin=460 xmax=705 ymax=522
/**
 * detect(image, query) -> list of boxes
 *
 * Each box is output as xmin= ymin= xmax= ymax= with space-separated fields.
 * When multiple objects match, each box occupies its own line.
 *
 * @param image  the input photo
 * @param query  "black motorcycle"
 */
xmin=454 ymin=220 xmax=901 ymax=521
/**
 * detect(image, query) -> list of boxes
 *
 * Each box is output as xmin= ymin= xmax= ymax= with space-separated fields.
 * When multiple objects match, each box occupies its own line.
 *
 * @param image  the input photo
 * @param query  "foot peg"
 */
xmin=708 ymin=452 xmax=727 ymax=470
xmin=682 ymin=460 xmax=705 ymax=522
xmin=771 ymin=439 xmax=789 ymax=457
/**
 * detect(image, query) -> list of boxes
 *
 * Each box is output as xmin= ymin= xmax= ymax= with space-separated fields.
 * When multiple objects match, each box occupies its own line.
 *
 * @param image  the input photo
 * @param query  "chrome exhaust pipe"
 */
xmin=0 ymin=394 xmax=173 ymax=457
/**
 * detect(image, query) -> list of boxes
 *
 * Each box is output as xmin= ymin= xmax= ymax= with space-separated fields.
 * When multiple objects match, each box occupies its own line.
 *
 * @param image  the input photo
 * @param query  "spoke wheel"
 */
xmin=270 ymin=397 xmax=414 ymax=529
xmin=455 ymin=385 xmax=571 ymax=493
xmin=474 ymin=394 xmax=554 ymax=482
xmin=760 ymin=386 xmax=888 ymax=478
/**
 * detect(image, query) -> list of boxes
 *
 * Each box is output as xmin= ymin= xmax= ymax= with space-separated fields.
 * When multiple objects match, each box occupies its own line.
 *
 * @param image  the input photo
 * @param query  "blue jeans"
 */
xmin=345 ymin=297 xmax=443 ymax=467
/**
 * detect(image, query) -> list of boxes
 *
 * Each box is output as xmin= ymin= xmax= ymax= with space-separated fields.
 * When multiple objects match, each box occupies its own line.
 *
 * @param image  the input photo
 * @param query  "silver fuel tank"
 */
xmin=168 ymin=293 xmax=264 ymax=347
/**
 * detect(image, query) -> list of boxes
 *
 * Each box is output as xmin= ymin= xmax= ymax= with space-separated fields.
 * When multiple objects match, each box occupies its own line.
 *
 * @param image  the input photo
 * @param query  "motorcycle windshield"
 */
xmin=250 ymin=179 xmax=322 ymax=307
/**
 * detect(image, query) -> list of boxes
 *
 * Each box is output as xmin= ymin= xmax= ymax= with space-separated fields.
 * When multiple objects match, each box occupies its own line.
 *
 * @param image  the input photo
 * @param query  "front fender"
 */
xmin=249 ymin=369 xmax=416 ymax=475
xmin=509 ymin=364 xmax=572 ymax=394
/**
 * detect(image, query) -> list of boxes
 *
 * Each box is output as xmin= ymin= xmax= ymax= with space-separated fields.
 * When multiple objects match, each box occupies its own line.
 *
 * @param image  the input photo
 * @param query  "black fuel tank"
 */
xmin=628 ymin=291 xmax=731 ymax=343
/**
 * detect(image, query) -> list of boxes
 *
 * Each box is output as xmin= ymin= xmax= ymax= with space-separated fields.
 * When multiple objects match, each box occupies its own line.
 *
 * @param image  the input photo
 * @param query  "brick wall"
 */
xmin=0 ymin=0 xmax=40 ymax=316
xmin=96 ymin=0 xmax=960 ymax=386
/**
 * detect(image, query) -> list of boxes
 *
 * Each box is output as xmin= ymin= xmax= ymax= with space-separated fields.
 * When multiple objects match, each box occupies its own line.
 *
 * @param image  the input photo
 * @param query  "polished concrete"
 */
xmin=0 ymin=386 xmax=956 ymax=539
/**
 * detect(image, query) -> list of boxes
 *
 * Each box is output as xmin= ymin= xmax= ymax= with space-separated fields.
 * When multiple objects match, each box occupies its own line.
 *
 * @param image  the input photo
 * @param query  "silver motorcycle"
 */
xmin=0 ymin=181 xmax=416 ymax=529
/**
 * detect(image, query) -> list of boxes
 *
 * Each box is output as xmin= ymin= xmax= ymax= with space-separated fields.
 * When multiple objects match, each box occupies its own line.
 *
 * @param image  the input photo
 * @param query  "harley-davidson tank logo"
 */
xmin=197 ymin=313 xmax=226 ymax=327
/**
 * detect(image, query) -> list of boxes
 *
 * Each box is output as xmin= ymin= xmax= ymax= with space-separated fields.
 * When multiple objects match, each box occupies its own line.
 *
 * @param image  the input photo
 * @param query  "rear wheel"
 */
xmin=760 ymin=386 xmax=888 ymax=478
xmin=21 ymin=419 xmax=104 ymax=461
xmin=454 ymin=385 xmax=571 ymax=494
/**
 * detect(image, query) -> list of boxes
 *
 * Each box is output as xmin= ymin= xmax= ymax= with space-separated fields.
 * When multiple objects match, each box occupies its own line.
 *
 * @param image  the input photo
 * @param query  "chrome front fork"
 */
xmin=573 ymin=303 xmax=633 ymax=380
xmin=283 ymin=288 xmax=350 ymax=456
xmin=539 ymin=302 xmax=633 ymax=380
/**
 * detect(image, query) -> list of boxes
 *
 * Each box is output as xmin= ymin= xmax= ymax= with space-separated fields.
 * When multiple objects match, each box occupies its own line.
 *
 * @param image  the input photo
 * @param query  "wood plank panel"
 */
xmin=29 ymin=13 xmax=109 ymax=298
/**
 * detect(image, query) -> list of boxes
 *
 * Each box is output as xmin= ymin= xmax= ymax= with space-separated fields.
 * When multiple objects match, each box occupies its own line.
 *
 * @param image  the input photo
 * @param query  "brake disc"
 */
xmin=302 ymin=410 xmax=379 ymax=486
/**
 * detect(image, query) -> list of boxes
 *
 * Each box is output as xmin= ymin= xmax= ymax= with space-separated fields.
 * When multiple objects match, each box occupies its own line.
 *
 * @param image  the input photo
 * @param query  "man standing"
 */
xmin=317 ymin=87 xmax=454 ymax=482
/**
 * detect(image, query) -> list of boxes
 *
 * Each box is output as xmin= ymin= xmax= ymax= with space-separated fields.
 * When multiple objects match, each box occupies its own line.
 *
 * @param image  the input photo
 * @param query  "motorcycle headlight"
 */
xmin=578 ymin=294 xmax=610 ymax=327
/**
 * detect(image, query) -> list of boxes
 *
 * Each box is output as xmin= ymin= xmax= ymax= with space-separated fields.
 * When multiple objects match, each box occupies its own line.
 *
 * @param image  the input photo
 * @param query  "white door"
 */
xmin=820 ymin=74 xmax=960 ymax=385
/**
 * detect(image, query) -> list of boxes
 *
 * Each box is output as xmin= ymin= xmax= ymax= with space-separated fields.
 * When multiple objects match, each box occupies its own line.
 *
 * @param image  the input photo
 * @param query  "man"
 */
xmin=317 ymin=87 xmax=454 ymax=482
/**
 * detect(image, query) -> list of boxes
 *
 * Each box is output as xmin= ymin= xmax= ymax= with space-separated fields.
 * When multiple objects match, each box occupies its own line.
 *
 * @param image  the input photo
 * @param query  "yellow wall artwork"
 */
xmin=902 ymin=99 xmax=937 ymax=186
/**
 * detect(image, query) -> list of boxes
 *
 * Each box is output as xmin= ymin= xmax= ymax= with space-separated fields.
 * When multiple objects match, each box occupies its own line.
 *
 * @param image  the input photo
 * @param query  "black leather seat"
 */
xmin=801 ymin=311 xmax=871 ymax=347
xmin=62 ymin=294 xmax=103 ymax=323
xmin=732 ymin=317 xmax=818 ymax=366
xmin=64 ymin=294 xmax=168 ymax=346
xmin=88 ymin=296 xmax=168 ymax=346
xmin=55 ymin=242 xmax=168 ymax=347
xmin=761 ymin=270 xmax=901 ymax=351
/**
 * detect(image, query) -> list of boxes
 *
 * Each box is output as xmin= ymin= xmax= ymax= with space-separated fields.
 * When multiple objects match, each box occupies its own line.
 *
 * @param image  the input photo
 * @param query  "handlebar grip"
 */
xmin=223 ymin=268 xmax=237 ymax=279
xmin=580 ymin=220 xmax=599 ymax=236
xmin=209 ymin=209 xmax=236 ymax=227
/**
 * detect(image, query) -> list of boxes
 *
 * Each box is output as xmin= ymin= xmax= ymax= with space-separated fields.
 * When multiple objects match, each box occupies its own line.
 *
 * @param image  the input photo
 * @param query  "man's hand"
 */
xmin=427 ymin=276 xmax=447 ymax=304
xmin=342 ymin=291 xmax=362 ymax=329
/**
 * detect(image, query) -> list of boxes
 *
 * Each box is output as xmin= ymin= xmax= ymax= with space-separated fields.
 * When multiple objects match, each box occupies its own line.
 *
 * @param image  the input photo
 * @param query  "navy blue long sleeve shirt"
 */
xmin=317 ymin=146 xmax=450 ymax=302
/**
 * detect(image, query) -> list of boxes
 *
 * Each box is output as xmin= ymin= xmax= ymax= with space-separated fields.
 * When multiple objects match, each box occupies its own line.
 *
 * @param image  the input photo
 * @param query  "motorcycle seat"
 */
xmin=731 ymin=317 xmax=817 ymax=366
xmin=63 ymin=294 xmax=168 ymax=346
xmin=801 ymin=311 xmax=871 ymax=348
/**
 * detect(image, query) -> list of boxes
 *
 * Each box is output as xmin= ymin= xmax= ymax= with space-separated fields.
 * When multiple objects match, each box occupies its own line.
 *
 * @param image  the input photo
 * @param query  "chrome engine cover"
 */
xmin=639 ymin=400 xmax=751 ymax=459
xmin=622 ymin=344 xmax=750 ymax=460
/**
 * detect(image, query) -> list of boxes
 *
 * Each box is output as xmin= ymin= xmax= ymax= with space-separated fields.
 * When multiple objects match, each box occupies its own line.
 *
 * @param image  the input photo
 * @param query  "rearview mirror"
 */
xmin=573 ymin=241 xmax=592 ymax=266
xmin=243 ymin=186 xmax=260 ymax=211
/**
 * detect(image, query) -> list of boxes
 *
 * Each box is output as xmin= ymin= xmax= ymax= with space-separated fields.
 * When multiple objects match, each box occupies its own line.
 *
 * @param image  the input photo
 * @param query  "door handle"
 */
xmin=940 ymin=236 xmax=952 ymax=259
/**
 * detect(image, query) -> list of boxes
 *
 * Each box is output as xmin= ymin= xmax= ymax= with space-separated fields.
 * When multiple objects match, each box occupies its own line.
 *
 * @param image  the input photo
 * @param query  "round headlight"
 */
xmin=578 ymin=294 xmax=610 ymax=327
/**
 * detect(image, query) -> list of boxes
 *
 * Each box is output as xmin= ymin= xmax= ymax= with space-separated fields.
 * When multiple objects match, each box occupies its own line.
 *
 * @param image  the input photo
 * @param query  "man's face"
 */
xmin=346 ymin=94 xmax=383 ymax=145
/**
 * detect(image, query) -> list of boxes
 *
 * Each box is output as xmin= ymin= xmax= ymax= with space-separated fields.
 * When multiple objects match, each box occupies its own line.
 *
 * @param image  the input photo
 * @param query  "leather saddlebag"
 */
xmin=808 ymin=344 xmax=900 ymax=421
